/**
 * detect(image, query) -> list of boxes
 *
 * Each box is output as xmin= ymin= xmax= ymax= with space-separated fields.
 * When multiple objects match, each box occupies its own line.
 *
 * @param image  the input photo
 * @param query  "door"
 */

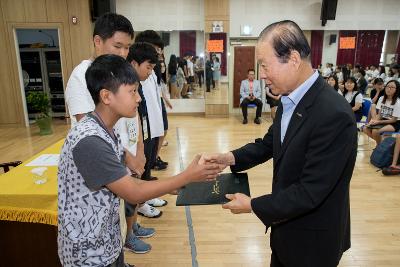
xmin=233 ymin=46 xmax=255 ymax=107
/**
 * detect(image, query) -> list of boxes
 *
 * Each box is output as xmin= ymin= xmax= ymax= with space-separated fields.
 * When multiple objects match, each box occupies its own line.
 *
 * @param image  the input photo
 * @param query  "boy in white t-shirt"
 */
xmin=64 ymin=13 xmax=153 ymax=255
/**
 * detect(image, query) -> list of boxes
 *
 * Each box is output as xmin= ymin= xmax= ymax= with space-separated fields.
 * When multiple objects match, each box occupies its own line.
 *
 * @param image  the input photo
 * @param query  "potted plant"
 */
xmin=26 ymin=92 xmax=53 ymax=135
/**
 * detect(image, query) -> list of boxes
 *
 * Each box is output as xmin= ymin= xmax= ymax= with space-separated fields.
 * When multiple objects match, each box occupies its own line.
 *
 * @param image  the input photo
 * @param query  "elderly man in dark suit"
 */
xmin=240 ymin=69 xmax=263 ymax=124
xmin=201 ymin=20 xmax=357 ymax=267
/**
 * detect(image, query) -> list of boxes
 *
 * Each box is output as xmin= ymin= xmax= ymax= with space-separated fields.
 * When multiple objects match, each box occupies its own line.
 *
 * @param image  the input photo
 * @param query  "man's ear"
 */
xmin=289 ymin=50 xmax=301 ymax=70
xmin=99 ymin=89 xmax=112 ymax=105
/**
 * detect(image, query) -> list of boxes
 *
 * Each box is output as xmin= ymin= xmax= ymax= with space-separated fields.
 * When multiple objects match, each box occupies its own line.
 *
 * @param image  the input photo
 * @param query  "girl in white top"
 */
xmin=363 ymin=80 xmax=400 ymax=145
xmin=342 ymin=77 xmax=363 ymax=121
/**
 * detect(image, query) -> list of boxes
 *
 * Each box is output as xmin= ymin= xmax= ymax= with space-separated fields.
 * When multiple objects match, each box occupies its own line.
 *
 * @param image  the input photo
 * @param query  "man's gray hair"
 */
xmin=259 ymin=20 xmax=311 ymax=63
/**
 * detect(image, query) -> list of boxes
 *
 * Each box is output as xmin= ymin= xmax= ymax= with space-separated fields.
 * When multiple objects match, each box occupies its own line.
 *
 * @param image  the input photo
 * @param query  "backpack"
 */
xmin=370 ymin=137 xmax=396 ymax=168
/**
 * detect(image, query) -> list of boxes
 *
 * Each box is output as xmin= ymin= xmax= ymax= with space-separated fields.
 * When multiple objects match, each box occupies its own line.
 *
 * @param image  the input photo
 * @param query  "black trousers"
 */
xmin=143 ymin=137 xmax=159 ymax=180
xmin=196 ymin=71 xmax=204 ymax=87
xmin=206 ymin=75 xmax=214 ymax=91
xmin=240 ymin=98 xmax=263 ymax=119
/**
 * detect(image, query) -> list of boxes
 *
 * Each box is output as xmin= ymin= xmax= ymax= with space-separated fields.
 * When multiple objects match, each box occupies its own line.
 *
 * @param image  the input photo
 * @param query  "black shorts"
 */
xmin=187 ymin=76 xmax=194 ymax=84
xmin=125 ymin=202 xmax=137 ymax=217
xmin=161 ymin=99 xmax=168 ymax=131
xmin=391 ymin=120 xmax=400 ymax=131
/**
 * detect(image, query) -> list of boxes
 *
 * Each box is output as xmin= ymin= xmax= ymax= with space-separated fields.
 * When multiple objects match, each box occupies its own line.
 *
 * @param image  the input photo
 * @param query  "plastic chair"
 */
xmin=357 ymin=99 xmax=372 ymax=149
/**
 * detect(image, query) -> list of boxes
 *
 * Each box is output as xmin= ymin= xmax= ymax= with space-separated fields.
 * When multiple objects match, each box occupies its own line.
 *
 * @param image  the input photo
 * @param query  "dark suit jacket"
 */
xmin=231 ymin=76 xmax=357 ymax=267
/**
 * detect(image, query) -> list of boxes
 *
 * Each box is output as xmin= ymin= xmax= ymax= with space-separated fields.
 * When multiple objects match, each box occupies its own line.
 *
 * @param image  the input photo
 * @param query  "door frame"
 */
xmin=7 ymin=22 xmax=68 ymax=127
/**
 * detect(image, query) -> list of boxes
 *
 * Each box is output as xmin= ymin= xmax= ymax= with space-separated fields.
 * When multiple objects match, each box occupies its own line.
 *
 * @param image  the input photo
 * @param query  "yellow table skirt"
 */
xmin=0 ymin=139 xmax=64 ymax=226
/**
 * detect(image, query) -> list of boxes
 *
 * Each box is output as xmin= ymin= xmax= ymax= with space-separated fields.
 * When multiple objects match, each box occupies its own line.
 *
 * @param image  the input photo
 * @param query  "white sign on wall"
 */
xmin=212 ymin=21 xmax=223 ymax=33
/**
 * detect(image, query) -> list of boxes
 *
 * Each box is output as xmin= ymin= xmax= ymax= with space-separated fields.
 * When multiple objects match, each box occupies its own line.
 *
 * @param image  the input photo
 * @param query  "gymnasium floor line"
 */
xmin=176 ymin=127 xmax=199 ymax=267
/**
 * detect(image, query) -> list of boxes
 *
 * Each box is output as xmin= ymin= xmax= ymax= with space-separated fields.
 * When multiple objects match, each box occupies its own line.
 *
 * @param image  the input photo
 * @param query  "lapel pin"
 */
xmin=296 ymin=112 xmax=302 ymax=117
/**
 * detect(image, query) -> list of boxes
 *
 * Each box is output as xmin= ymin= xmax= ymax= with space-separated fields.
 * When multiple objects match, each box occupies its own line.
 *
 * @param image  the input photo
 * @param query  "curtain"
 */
xmin=179 ymin=31 xmax=196 ymax=57
xmin=396 ymin=36 xmax=400 ymax=63
xmin=336 ymin=30 xmax=357 ymax=66
xmin=310 ymin=30 xmax=324 ymax=68
xmin=355 ymin=30 xmax=385 ymax=67
xmin=209 ymin=32 xmax=227 ymax=75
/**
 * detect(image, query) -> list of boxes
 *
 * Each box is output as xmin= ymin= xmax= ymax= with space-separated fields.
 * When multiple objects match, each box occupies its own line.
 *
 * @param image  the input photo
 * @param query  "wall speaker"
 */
xmin=321 ymin=0 xmax=338 ymax=26
xmin=90 ymin=0 xmax=116 ymax=22
xmin=329 ymin=34 xmax=337 ymax=45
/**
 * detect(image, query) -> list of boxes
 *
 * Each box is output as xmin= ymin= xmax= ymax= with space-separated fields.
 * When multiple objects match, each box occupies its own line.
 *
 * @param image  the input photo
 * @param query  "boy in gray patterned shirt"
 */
xmin=58 ymin=55 xmax=221 ymax=267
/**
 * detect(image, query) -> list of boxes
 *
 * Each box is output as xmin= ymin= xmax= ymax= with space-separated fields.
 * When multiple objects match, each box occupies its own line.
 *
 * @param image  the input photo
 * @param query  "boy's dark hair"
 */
xmin=93 ymin=13 xmax=134 ymax=40
xmin=359 ymin=69 xmax=366 ymax=77
xmin=135 ymin=30 xmax=164 ymax=49
xmin=373 ymin=77 xmax=384 ymax=85
xmin=126 ymin=42 xmax=158 ymax=65
xmin=86 ymin=54 xmax=139 ymax=105
xmin=248 ymin=68 xmax=255 ymax=73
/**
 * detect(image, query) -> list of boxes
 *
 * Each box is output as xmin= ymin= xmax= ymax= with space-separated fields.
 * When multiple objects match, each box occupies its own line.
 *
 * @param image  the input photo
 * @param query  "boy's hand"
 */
xmin=184 ymin=154 xmax=221 ymax=182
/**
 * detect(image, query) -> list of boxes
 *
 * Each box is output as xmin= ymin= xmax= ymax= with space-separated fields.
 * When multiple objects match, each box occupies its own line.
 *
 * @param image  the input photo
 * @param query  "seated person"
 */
xmin=383 ymin=135 xmax=400 ymax=175
xmin=367 ymin=78 xmax=385 ymax=122
xmin=357 ymin=69 xmax=368 ymax=95
xmin=57 ymin=55 xmax=221 ymax=267
xmin=342 ymin=77 xmax=363 ymax=121
xmin=363 ymin=80 xmax=400 ymax=146
xmin=327 ymin=74 xmax=340 ymax=93
xmin=240 ymin=69 xmax=263 ymax=124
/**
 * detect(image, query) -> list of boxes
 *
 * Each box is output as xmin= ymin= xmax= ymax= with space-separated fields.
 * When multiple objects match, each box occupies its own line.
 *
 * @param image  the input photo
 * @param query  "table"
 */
xmin=0 ymin=139 xmax=64 ymax=267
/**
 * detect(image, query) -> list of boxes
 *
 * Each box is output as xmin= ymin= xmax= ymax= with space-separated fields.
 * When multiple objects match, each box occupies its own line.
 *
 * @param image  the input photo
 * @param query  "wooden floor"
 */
xmin=1 ymin=115 xmax=400 ymax=267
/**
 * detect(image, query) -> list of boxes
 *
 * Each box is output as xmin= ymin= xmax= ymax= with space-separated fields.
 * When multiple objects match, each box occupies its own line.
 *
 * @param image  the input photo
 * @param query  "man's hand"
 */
xmin=199 ymin=152 xmax=235 ymax=171
xmin=183 ymin=154 xmax=222 ymax=182
xmin=222 ymin=193 xmax=252 ymax=214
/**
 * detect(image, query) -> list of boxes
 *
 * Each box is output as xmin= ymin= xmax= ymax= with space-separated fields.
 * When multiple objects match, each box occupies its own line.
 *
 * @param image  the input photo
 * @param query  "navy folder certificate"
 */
xmin=176 ymin=173 xmax=250 ymax=206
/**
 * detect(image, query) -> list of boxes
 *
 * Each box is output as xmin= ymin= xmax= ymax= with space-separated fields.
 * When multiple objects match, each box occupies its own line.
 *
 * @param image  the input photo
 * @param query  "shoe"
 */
xmin=124 ymin=234 xmax=151 ymax=254
xmin=133 ymin=223 xmax=155 ymax=238
xmin=152 ymin=160 xmax=167 ymax=170
xmin=138 ymin=203 xmax=163 ymax=218
xmin=142 ymin=176 xmax=158 ymax=181
xmin=157 ymin=156 xmax=168 ymax=165
xmin=254 ymin=117 xmax=261 ymax=124
xmin=242 ymin=118 xmax=248 ymax=124
xmin=146 ymin=198 xmax=168 ymax=207
xmin=382 ymin=166 xmax=400 ymax=175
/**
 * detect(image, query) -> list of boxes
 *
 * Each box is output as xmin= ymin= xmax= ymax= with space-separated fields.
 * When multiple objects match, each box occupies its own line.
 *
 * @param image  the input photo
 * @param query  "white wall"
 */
xmin=321 ymin=30 xmax=339 ymax=66
xmin=117 ymin=0 xmax=204 ymax=31
xmin=196 ymin=31 xmax=205 ymax=57
xmin=230 ymin=0 xmax=400 ymax=37
xmin=163 ymin=31 xmax=180 ymax=64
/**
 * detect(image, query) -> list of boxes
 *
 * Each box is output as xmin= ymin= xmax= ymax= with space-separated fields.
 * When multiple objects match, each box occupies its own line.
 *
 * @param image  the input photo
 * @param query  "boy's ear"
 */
xmin=130 ymin=59 xmax=139 ymax=68
xmin=93 ymin=35 xmax=102 ymax=48
xmin=99 ymin=89 xmax=112 ymax=105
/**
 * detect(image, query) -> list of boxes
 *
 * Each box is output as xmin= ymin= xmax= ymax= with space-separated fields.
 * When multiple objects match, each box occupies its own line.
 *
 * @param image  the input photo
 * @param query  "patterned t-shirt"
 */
xmin=376 ymin=96 xmax=400 ymax=120
xmin=58 ymin=115 xmax=126 ymax=267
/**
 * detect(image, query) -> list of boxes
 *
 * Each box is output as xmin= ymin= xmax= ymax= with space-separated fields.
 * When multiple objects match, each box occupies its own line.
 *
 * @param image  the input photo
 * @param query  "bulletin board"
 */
xmin=207 ymin=40 xmax=224 ymax=52
xmin=339 ymin=37 xmax=356 ymax=49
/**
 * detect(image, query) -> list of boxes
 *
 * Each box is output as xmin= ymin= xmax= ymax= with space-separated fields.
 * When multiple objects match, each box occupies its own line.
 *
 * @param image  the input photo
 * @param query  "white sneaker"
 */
xmin=146 ymin=198 xmax=168 ymax=207
xmin=138 ymin=203 xmax=163 ymax=218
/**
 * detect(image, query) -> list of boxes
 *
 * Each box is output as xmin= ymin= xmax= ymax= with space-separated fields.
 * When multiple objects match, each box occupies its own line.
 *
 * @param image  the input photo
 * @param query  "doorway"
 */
xmin=233 ymin=46 xmax=255 ymax=107
xmin=15 ymin=28 xmax=66 ymax=123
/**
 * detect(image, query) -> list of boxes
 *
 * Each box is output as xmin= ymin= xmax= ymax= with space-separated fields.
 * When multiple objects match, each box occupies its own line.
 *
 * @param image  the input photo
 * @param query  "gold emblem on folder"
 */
xmin=212 ymin=180 xmax=220 ymax=195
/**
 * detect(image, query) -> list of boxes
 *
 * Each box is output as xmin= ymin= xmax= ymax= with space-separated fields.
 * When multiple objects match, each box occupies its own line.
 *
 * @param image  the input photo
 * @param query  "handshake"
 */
xmin=183 ymin=152 xmax=252 ymax=214
xmin=183 ymin=152 xmax=235 ymax=183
